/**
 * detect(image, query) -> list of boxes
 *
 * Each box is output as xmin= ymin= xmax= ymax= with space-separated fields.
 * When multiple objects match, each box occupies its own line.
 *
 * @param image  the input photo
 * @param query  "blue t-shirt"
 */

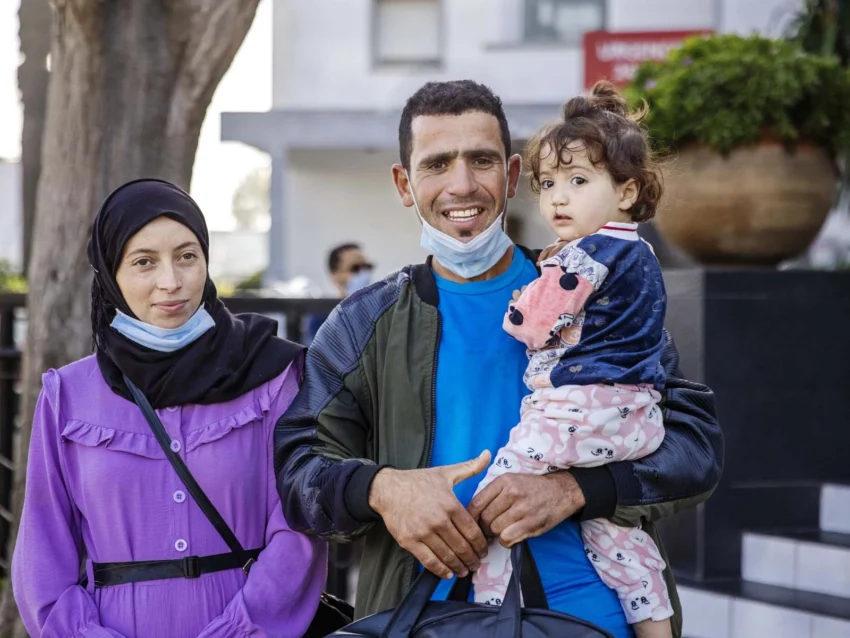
xmin=426 ymin=247 xmax=633 ymax=638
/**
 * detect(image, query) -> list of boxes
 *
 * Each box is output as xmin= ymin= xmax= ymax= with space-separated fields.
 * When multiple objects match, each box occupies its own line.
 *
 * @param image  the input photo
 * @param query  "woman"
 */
xmin=12 ymin=179 xmax=327 ymax=637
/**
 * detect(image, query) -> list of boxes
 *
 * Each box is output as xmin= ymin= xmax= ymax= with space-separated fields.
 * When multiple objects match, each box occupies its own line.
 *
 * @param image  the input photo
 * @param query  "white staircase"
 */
xmin=679 ymin=483 xmax=850 ymax=638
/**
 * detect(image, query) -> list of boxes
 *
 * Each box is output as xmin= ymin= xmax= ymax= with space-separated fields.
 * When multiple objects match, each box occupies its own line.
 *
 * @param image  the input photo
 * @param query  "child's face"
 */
xmin=537 ymin=143 xmax=637 ymax=242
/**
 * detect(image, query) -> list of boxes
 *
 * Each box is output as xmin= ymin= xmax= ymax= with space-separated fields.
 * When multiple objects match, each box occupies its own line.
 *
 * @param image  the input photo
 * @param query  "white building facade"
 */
xmin=0 ymin=160 xmax=22 ymax=271
xmin=223 ymin=0 xmax=801 ymax=293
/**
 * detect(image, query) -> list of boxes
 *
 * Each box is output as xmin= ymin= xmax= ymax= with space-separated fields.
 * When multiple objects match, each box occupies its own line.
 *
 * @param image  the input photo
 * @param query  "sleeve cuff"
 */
xmin=342 ymin=464 xmax=388 ymax=524
xmin=570 ymin=466 xmax=618 ymax=521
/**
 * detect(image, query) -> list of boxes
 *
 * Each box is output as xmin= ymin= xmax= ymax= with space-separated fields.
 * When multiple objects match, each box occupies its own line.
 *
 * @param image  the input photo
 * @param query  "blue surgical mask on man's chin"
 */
xmin=407 ymin=170 xmax=514 ymax=280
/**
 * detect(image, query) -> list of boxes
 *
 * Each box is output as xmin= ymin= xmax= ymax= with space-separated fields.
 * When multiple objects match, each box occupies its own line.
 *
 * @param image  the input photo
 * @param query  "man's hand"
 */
xmin=509 ymin=285 xmax=528 ymax=309
xmin=467 ymin=471 xmax=586 ymax=548
xmin=368 ymin=451 xmax=492 ymax=579
xmin=537 ymin=240 xmax=570 ymax=264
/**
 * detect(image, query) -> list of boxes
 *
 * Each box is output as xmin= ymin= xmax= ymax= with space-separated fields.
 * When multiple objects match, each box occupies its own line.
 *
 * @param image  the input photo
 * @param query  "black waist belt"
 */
xmin=92 ymin=548 xmax=262 ymax=587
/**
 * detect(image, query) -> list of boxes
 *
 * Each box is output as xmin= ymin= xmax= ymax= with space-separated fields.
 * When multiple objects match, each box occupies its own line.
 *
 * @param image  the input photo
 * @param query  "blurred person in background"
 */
xmin=305 ymin=242 xmax=374 ymax=343
xmin=328 ymin=243 xmax=374 ymax=298
xmin=13 ymin=179 xmax=326 ymax=638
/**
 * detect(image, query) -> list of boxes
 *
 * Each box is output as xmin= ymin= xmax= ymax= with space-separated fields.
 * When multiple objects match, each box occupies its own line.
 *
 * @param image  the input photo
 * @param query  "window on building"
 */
xmin=523 ymin=0 xmax=605 ymax=45
xmin=374 ymin=0 xmax=441 ymax=65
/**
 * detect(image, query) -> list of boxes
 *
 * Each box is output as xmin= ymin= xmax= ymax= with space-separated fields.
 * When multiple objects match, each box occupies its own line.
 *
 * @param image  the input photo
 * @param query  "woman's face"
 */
xmin=115 ymin=217 xmax=207 ymax=329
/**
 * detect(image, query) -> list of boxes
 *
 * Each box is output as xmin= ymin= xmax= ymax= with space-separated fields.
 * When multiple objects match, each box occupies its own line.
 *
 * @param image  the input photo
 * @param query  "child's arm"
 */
xmin=503 ymin=246 xmax=603 ymax=350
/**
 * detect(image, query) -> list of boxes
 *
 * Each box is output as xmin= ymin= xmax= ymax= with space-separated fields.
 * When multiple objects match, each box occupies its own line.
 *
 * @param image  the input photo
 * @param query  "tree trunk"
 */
xmin=17 ymin=0 xmax=52 ymax=275
xmin=0 ymin=0 xmax=260 ymax=634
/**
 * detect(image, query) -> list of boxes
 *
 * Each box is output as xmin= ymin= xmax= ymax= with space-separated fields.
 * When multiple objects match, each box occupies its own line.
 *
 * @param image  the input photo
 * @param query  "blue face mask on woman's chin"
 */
xmin=111 ymin=305 xmax=215 ymax=352
xmin=407 ymin=170 xmax=513 ymax=280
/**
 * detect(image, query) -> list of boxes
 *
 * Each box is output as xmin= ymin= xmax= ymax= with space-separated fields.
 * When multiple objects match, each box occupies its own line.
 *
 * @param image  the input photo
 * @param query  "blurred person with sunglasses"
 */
xmin=328 ymin=243 xmax=375 ymax=298
xmin=305 ymin=243 xmax=375 ymax=343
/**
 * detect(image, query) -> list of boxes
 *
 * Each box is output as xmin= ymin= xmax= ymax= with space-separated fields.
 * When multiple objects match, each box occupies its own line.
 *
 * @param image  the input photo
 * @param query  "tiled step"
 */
xmin=742 ymin=530 xmax=850 ymax=598
xmin=822 ymin=483 xmax=850 ymax=534
xmin=679 ymin=578 xmax=850 ymax=638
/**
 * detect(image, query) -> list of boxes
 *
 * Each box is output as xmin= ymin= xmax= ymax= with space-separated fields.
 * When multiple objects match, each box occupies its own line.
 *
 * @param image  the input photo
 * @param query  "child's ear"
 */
xmin=618 ymin=179 xmax=639 ymax=211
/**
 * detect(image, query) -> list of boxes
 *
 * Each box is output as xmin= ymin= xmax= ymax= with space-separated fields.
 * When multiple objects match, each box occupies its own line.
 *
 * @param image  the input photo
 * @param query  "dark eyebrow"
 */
xmin=126 ymin=241 xmax=200 ymax=259
xmin=418 ymin=150 xmax=458 ymax=169
xmin=418 ymin=148 xmax=504 ymax=169
xmin=463 ymin=148 xmax=503 ymax=162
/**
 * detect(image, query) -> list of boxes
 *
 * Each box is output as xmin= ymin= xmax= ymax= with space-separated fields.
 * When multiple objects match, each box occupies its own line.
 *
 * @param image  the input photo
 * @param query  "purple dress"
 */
xmin=12 ymin=355 xmax=327 ymax=638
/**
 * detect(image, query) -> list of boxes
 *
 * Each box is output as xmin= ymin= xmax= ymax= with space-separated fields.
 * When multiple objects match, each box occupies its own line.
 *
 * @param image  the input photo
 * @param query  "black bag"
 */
xmin=328 ymin=542 xmax=614 ymax=637
xmin=122 ymin=375 xmax=353 ymax=638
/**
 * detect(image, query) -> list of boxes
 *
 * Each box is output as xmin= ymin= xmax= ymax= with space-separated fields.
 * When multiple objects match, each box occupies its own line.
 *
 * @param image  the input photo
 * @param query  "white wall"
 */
xmin=273 ymin=0 xmax=807 ymax=110
xmin=209 ymin=230 xmax=269 ymax=281
xmin=273 ymin=0 xmax=584 ymax=109
xmin=719 ymin=0 xmax=802 ymax=37
xmin=285 ymin=149 xmax=423 ymax=294
xmin=608 ymin=0 xmax=715 ymax=30
xmin=0 ymin=161 xmax=22 ymax=270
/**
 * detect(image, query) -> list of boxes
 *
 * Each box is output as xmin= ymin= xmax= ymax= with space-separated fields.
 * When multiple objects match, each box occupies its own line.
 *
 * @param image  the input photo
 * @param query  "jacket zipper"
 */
xmin=425 ymin=311 xmax=442 ymax=468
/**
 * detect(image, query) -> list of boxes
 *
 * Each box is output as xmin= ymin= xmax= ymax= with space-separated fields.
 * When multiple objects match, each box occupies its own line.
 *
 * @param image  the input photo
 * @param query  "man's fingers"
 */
xmin=435 ymin=522 xmax=481 ymax=574
xmin=423 ymin=532 xmax=469 ymax=577
xmin=411 ymin=542 xmax=454 ymax=579
xmin=499 ymin=520 xmax=542 ymax=548
xmin=467 ymin=480 xmax=500 ymax=521
xmin=442 ymin=450 xmax=491 ymax=487
xmin=449 ymin=507 xmax=489 ymax=560
xmin=482 ymin=493 xmax=520 ymax=536
xmin=469 ymin=484 xmax=512 ymax=535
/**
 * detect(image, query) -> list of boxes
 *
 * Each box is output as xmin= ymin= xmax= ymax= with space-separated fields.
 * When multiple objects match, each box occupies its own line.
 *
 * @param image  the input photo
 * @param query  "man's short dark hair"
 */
xmin=399 ymin=80 xmax=511 ymax=170
xmin=328 ymin=243 xmax=361 ymax=273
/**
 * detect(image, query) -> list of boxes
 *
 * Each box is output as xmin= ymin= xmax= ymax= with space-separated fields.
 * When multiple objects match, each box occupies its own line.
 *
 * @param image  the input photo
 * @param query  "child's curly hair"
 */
xmin=526 ymin=80 xmax=663 ymax=223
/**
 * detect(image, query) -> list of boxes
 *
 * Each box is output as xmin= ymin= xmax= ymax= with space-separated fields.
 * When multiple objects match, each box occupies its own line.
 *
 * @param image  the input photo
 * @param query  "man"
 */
xmin=275 ymin=81 xmax=722 ymax=637
xmin=327 ymin=242 xmax=374 ymax=298
xmin=305 ymin=243 xmax=374 ymax=343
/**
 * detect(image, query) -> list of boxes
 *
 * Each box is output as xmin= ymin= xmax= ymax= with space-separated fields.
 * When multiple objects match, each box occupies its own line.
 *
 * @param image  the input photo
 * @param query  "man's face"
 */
xmin=392 ymin=112 xmax=522 ymax=242
xmin=331 ymin=247 xmax=372 ymax=295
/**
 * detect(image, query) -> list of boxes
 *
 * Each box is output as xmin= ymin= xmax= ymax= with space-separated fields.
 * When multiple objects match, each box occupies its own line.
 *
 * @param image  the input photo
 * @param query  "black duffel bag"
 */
xmin=326 ymin=542 xmax=614 ymax=637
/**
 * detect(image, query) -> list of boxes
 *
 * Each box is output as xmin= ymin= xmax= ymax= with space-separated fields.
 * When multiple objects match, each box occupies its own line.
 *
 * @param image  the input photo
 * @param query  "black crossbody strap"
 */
xmin=123 ymin=375 xmax=254 ymax=570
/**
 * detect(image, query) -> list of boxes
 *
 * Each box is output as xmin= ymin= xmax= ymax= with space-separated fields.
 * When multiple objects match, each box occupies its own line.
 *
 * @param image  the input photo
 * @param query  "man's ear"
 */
xmin=507 ymin=154 xmax=523 ymax=199
xmin=392 ymin=164 xmax=415 ymax=208
xmin=618 ymin=178 xmax=639 ymax=211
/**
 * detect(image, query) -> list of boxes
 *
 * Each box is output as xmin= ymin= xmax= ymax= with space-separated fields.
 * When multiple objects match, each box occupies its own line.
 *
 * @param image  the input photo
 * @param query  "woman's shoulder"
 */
xmin=232 ymin=362 xmax=300 ymax=416
xmin=44 ymin=354 xmax=104 ymax=394
xmin=39 ymin=355 xmax=125 ymax=418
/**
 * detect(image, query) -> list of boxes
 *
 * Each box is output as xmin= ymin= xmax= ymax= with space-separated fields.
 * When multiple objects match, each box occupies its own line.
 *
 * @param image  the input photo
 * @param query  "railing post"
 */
xmin=0 ymin=303 xmax=19 ymax=573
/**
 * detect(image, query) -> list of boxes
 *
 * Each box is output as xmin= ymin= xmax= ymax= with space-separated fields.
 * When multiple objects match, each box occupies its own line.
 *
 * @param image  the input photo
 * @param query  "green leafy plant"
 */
xmin=626 ymin=33 xmax=850 ymax=155
xmin=0 ymin=260 xmax=27 ymax=293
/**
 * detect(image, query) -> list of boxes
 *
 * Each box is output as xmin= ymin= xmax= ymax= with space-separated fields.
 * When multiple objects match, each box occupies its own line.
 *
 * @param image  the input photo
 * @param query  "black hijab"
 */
xmin=88 ymin=178 xmax=303 ymax=409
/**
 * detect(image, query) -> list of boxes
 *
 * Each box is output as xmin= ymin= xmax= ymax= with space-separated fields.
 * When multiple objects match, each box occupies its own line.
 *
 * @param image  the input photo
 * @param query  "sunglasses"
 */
xmin=348 ymin=263 xmax=374 ymax=274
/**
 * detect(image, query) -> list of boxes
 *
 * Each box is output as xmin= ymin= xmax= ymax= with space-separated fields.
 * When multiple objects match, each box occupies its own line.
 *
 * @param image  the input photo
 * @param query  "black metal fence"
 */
xmin=0 ymin=294 xmax=23 ymax=575
xmin=0 ymin=293 xmax=359 ymax=598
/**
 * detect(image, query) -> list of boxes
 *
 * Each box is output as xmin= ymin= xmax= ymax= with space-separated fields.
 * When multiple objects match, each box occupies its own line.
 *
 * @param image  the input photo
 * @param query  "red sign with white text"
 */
xmin=583 ymin=30 xmax=711 ymax=88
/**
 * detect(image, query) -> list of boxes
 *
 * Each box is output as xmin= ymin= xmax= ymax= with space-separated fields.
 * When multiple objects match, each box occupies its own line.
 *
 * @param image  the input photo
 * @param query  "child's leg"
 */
xmin=581 ymin=519 xmax=673 ymax=625
xmin=472 ymin=405 xmax=555 ymax=605
xmin=539 ymin=384 xmax=665 ymax=467
xmin=473 ymin=384 xmax=664 ymax=607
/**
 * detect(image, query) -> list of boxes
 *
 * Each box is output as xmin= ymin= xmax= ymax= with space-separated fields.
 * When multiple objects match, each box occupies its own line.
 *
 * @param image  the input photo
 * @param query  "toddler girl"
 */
xmin=472 ymin=81 xmax=672 ymax=638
